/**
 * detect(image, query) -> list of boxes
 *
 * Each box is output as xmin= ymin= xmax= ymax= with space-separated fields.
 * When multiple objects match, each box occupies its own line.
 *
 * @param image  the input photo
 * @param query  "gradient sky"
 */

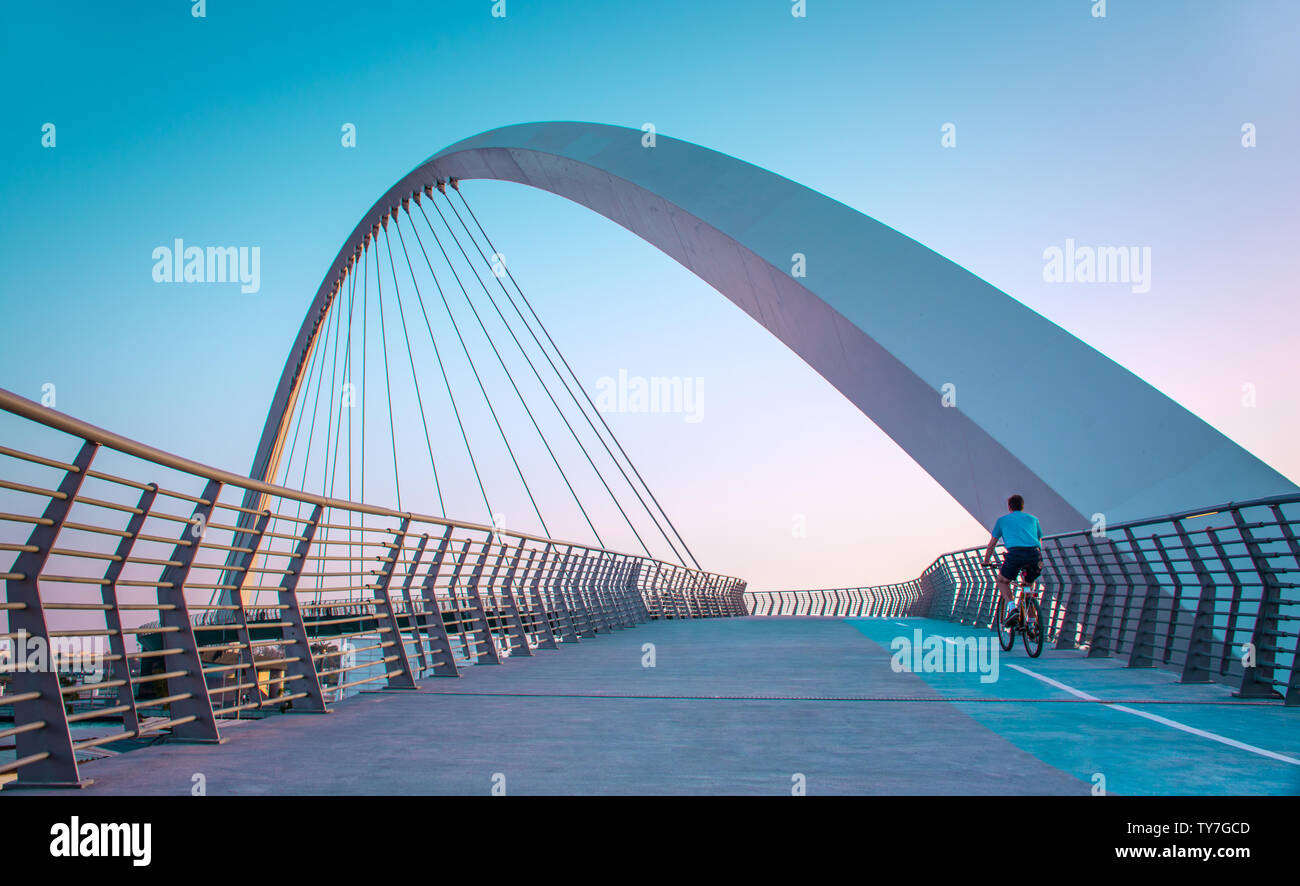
xmin=1 ymin=0 xmax=1296 ymax=591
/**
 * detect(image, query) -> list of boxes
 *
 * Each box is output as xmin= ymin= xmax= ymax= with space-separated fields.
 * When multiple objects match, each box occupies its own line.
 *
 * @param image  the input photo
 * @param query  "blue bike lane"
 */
xmin=851 ymin=617 xmax=1300 ymax=795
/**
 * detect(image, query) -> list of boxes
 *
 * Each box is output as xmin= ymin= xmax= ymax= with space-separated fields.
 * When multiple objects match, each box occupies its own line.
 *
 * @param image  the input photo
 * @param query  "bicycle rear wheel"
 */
xmin=996 ymin=598 xmax=1014 ymax=651
xmin=1021 ymin=598 xmax=1043 ymax=658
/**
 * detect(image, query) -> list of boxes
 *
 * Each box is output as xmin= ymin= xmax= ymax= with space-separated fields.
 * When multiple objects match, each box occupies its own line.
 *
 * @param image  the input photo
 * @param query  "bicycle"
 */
xmin=985 ymin=563 xmax=1044 ymax=658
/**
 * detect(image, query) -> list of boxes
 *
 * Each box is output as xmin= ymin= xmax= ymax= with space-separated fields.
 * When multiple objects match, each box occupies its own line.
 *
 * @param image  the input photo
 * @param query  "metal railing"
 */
xmin=0 ymin=388 xmax=746 ymax=788
xmin=744 ymin=581 xmax=922 ymax=617
xmin=747 ymin=495 xmax=1300 ymax=706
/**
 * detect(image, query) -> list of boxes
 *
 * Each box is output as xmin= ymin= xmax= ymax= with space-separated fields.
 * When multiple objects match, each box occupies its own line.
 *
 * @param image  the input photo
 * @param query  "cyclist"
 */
xmin=981 ymin=494 xmax=1043 ymax=627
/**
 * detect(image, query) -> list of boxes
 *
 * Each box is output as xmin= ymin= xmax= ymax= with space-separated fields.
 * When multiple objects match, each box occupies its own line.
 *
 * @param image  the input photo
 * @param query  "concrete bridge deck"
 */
xmin=18 ymin=617 xmax=1300 ymax=795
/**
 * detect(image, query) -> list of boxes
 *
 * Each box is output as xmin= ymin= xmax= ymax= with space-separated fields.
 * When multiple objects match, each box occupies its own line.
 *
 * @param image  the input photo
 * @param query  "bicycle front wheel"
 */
xmin=1021 ymin=598 xmax=1043 ymax=658
xmin=996 ymin=598 xmax=1014 ymax=651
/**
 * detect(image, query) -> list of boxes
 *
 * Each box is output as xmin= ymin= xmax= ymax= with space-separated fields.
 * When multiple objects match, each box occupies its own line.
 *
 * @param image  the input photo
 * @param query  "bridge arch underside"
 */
xmin=262 ymin=122 xmax=1294 ymax=533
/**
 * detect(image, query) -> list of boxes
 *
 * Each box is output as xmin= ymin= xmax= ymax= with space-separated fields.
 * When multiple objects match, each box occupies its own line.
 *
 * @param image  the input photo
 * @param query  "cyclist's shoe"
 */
xmin=1003 ymin=610 xmax=1020 ymax=628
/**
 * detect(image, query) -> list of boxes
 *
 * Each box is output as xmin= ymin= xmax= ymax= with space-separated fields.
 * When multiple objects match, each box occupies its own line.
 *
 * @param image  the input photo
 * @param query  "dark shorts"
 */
xmin=1000 ymin=546 xmax=1042 ymax=584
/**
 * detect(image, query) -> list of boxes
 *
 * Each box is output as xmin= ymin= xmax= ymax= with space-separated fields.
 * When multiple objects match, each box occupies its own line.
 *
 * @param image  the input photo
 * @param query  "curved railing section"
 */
xmin=0 ymin=388 xmax=745 ymax=788
xmin=744 ymin=582 xmax=923 ymax=618
xmin=748 ymin=494 xmax=1300 ymax=706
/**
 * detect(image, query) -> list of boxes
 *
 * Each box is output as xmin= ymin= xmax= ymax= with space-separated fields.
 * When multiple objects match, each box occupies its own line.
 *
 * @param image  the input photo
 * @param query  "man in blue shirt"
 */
xmin=981 ymin=494 xmax=1043 ymax=626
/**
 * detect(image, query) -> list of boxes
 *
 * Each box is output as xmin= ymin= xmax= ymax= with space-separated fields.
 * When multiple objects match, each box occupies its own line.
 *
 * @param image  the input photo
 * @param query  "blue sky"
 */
xmin=1 ymin=0 xmax=1296 ymax=589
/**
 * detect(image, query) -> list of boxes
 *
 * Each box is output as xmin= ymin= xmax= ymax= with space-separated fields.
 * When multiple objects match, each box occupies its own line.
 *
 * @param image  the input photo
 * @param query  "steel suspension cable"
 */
xmin=343 ymin=255 xmax=359 ymax=598
xmin=404 ymin=203 xmax=551 ymax=537
xmin=380 ymin=223 xmax=446 ymax=517
xmin=311 ymin=265 xmax=349 ymax=595
xmin=444 ymin=188 xmax=688 ymax=565
xmin=413 ymin=199 xmax=605 ymax=547
xmin=288 ymin=266 xmax=340 ymax=560
xmin=359 ymin=243 xmax=369 ymax=579
xmin=392 ymin=212 xmax=494 ymax=522
xmin=373 ymin=222 xmax=404 ymax=510
xmin=450 ymin=185 xmax=703 ymax=570
xmin=256 ymin=273 xmax=338 ymax=606
xmin=427 ymin=192 xmax=657 ymax=561
xmin=314 ymin=261 xmax=360 ymax=599
xmin=222 ymin=251 xmax=337 ymax=609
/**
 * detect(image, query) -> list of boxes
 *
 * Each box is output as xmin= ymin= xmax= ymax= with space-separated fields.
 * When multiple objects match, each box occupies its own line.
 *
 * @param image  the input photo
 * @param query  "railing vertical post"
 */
xmin=1149 ymin=534 xmax=1183 ymax=665
xmin=605 ymin=556 xmax=625 ymax=626
xmin=708 ymin=575 xmax=724 ymax=617
xmin=691 ymin=570 xmax=708 ymax=617
xmin=618 ymin=558 xmax=640 ymax=624
xmin=1038 ymin=547 xmax=1065 ymax=642
xmin=595 ymin=553 xmax=618 ymax=630
xmin=1205 ymin=526 xmax=1246 ymax=679
xmin=415 ymin=525 xmax=461 ymax=677
xmin=552 ymin=547 xmax=582 ymax=642
xmin=569 ymin=548 xmax=590 ymax=631
xmin=6 ymin=440 xmax=98 ymax=787
xmin=642 ymin=561 xmax=660 ymax=618
xmin=396 ymin=533 xmax=433 ymax=675
xmin=97 ymin=481 xmax=158 ymax=739
xmin=1073 ymin=540 xmax=1102 ymax=648
xmin=1174 ymin=519 xmax=1217 ymax=685
xmin=1052 ymin=539 xmax=1085 ymax=650
xmin=443 ymin=538 xmax=477 ymax=664
xmin=578 ymin=552 xmax=600 ymax=631
xmin=516 ymin=548 xmax=540 ymax=640
xmin=1122 ymin=528 xmax=1162 ymax=669
xmin=643 ymin=562 xmax=660 ymax=618
xmin=628 ymin=559 xmax=650 ymax=622
xmin=667 ymin=567 xmax=685 ymax=619
xmin=683 ymin=569 xmax=698 ymax=619
xmin=600 ymin=554 xmax=624 ymax=628
xmin=526 ymin=543 xmax=561 ymax=650
xmin=573 ymin=550 xmax=598 ymax=637
xmin=594 ymin=552 xmax=617 ymax=631
xmin=273 ymin=503 xmax=331 ymax=711
xmin=952 ymin=554 xmax=975 ymax=625
xmin=682 ymin=571 xmax=700 ymax=618
xmin=1110 ymin=535 xmax=1143 ymax=655
xmin=976 ymin=552 xmax=998 ymax=626
xmin=465 ymin=535 xmax=504 ymax=664
xmin=1084 ymin=535 xmax=1119 ymax=658
xmin=221 ymin=506 xmax=274 ymax=712
xmin=642 ymin=561 xmax=660 ymax=620
xmin=1265 ymin=504 xmax=1300 ymax=705
xmin=1231 ymin=508 xmax=1286 ymax=699
xmin=608 ymin=554 xmax=628 ymax=626
xmin=147 ymin=478 xmax=225 ymax=743
xmin=498 ymin=541 xmax=534 ymax=656
xmin=371 ymin=517 xmax=419 ymax=689
xmin=951 ymin=555 xmax=971 ymax=624
xmin=564 ymin=550 xmax=586 ymax=633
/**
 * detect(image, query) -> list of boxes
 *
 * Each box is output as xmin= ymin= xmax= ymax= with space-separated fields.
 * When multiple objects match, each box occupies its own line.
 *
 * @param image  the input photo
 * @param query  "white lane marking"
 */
xmin=894 ymin=621 xmax=910 ymax=627
xmin=1006 ymin=664 xmax=1300 ymax=766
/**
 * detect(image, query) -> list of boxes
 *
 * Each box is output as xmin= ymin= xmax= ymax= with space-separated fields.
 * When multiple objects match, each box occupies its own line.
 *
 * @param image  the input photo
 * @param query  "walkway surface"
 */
xmin=14 ymin=617 xmax=1300 ymax=795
